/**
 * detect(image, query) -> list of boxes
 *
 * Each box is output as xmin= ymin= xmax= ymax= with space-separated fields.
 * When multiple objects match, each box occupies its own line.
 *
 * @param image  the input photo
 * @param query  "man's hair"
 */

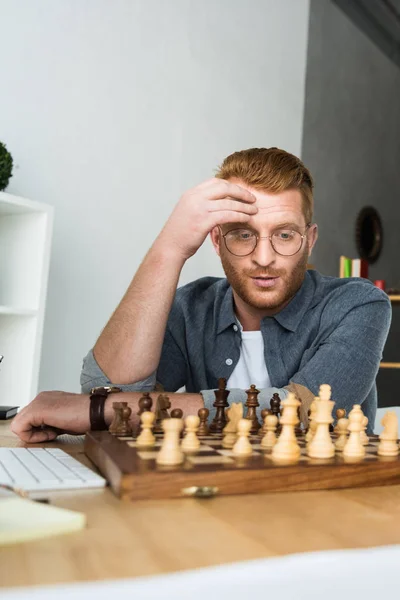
xmin=215 ymin=147 xmax=314 ymax=223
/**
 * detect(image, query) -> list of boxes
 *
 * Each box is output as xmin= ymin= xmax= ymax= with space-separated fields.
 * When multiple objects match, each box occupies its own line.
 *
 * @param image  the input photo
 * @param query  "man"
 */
xmin=12 ymin=148 xmax=391 ymax=442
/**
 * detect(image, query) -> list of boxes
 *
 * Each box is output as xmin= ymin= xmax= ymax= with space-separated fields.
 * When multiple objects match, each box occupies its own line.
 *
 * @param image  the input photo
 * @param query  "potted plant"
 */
xmin=0 ymin=142 xmax=13 ymax=191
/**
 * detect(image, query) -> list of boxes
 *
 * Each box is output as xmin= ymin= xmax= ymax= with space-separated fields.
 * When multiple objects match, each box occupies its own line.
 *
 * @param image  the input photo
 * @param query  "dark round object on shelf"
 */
xmin=355 ymin=206 xmax=383 ymax=264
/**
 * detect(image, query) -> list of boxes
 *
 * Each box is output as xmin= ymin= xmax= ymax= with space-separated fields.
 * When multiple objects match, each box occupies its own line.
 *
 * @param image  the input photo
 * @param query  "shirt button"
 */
xmin=226 ymin=358 xmax=233 ymax=366
xmin=233 ymin=325 xmax=238 ymax=332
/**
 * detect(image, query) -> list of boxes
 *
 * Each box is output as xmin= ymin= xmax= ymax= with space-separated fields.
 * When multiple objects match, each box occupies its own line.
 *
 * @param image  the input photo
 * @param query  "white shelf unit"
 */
xmin=0 ymin=192 xmax=53 ymax=408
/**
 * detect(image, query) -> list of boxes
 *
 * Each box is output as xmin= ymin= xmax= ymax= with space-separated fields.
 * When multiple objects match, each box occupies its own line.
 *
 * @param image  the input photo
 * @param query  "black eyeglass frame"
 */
xmin=219 ymin=223 xmax=312 ymax=257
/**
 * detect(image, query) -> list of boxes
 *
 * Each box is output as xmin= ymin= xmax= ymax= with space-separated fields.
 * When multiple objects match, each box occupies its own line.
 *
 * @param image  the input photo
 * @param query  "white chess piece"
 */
xmin=360 ymin=415 xmax=369 ymax=445
xmin=378 ymin=411 xmax=399 ymax=457
xmin=232 ymin=419 xmax=253 ymax=457
xmin=181 ymin=415 xmax=201 ymax=452
xmin=261 ymin=414 xmax=278 ymax=450
xmin=136 ymin=411 xmax=156 ymax=447
xmin=307 ymin=386 xmax=335 ymax=459
xmin=156 ymin=418 xmax=184 ymax=465
xmin=305 ymin=399 xmax=318 ymax=443
xmin=334 ymin=417 xmax=349 ymax=451
xmin=272 ymin=393 xmax=301 ymax=461
xmin=343 ymin=405 xmax=365 ymax=459
xmin=222 ymin=403 xmax=243 ymax=449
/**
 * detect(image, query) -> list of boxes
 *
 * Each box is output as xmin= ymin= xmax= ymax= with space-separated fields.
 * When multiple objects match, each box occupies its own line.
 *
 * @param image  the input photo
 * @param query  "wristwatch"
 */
xmin=89 ymin=386 xmax=122 ymax=430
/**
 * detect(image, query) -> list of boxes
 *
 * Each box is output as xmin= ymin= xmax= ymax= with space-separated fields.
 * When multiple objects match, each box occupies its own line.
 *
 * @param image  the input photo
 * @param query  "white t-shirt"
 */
xmin=227 ymin=328 xmax=271 ymax=390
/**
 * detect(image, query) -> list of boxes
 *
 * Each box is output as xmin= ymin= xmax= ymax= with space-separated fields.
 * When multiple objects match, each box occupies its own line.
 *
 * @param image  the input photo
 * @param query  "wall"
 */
xmin=0 ymin=0 xmax=310 ymax=392
xmin=302 ymin=0 xmax=400 ymax=284
xmin=302 ymin=0 xmax=400 ymax=408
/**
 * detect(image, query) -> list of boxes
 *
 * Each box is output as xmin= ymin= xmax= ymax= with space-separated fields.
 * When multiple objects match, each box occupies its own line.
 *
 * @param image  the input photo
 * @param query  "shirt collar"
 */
xmin=217 ymin=271 xmax=315 ymax=335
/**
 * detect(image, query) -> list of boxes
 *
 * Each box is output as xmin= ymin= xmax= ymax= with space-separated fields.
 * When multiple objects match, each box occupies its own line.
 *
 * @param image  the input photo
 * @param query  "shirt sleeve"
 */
xmin=156 ymin=324 xmax=188 ymax=391
xmin=80 ymin=349 xmax=156 ymax=394
xmin=285 ymin=296 xmax=391 ymax=425
xmin=200 ymin=387 xmax=289 ymax=421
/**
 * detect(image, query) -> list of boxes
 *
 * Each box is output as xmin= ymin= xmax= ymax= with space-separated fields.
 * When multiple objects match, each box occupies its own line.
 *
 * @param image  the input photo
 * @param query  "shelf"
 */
xmin=0 ymin=192 xmax=53 ymax=407
xmin=0 ymin=306 xmax=38 ymax=317
xmin=380 ymin=362 xmax=400 ymax=369
xmin=0 ymin=191 xmax=52 ymax=216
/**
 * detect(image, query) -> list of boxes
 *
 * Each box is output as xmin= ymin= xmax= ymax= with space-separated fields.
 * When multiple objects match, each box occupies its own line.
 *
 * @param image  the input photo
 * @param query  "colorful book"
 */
xmin=351 ymin=258 xmax=369 ymax=279
xmin=339 ymin=256 xmax=352 ymax=278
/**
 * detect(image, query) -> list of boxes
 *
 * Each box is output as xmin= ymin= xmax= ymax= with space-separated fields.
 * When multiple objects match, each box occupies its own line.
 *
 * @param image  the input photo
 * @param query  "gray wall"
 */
xmin=302 ymin=0 xmax=400 ymax=286
xmin=302 ymin=0 xmax=400 ymax=407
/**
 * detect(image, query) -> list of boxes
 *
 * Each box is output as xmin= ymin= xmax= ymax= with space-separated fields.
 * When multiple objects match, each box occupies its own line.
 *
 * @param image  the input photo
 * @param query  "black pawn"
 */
xmin=171 ymin=408 xmax=183 ymax=419
xmin=270 ymin=393 xmax=281 ymax=433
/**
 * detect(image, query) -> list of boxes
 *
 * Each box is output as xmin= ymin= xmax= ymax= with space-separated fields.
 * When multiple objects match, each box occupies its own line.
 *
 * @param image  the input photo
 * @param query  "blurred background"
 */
xmin=0 ymin=0 xmax=399 ymax=408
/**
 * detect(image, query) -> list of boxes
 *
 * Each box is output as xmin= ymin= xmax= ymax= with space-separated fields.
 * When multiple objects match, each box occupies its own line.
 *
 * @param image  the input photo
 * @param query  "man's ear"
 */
xmin=210 ymin=226 xmax=222 ymax=257
xmin=308 ymin=223 xmax=318 ymax=256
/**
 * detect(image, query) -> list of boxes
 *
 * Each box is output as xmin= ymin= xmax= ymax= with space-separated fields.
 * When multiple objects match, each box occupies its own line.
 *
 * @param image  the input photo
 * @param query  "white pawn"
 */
xmin=222 ymin=403 xmax=243 ymax=449
xmin=272 ymin=393 xmax=301 ymax=461
xmin=307 ymin=386 xmax=335 ymax=459
xmin=360 ymin=415 xmax=369 ymax=445
xmin=334 ymin=417 xmax=349 ymax=451
xmin=232 ymin=419 xmax=253 ymax=457
xmin=378 ymin=411 xmax=399 ymax=457
xmin=156 ymin=418 xmax=184 ymax=466
xmin=343 ymin=405 xmax=365 ymax=459
xmin=181 ymin=415 xmax=201 ymax=452
xmin=136 ymin=411 xmax=156 ymax=447
xmin=261 ymin=414 xmax=278 ymax=449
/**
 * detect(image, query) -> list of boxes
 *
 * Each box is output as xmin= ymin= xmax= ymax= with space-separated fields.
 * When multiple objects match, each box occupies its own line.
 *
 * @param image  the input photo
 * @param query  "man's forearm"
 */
xmin=104 ymin=392 xmax=204 ymax=426
xmin=94 ymin=236 xmax=186 ymax=384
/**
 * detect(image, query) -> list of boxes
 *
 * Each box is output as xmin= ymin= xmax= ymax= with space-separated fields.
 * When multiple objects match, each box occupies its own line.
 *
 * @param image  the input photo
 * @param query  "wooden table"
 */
xmin=2 ymin=421 xmax=400 ymax=589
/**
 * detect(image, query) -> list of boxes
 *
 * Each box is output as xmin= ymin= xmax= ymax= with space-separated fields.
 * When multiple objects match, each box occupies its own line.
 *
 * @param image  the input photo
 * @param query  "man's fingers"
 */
xmin=206 ymin=181 xmax=256 ymax=204
xmin=208 ymin=211 xmax=253 ymax=228
xmin=11 ymin=410 xmax=44 ymax=437
xmin=12 ymin=427 xmax=58 ymax=444
xmin=207 ymin=198 xmax=258 ymax=215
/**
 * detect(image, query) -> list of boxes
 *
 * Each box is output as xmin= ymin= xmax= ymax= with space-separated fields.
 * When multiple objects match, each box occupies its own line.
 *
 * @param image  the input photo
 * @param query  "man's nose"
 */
xmin=251 ymin=237 xmax=276 ymax=267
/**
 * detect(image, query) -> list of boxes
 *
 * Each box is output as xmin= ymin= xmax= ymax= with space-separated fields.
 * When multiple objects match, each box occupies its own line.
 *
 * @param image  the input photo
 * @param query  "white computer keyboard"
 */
xmin=0 ymin=447 xmax=106 ymax=492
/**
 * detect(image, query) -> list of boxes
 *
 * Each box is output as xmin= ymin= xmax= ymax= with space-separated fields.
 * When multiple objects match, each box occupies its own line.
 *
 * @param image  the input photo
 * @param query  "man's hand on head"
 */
xmin=158 ymin=178 xmax=257 ymax=260
xmin=11 ymin=391 xmax=90 ymax=443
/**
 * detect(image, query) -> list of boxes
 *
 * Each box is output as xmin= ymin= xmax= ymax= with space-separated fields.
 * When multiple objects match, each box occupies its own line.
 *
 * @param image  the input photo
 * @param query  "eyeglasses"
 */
xmin=220 ymin=224 xmax=311 ymax=257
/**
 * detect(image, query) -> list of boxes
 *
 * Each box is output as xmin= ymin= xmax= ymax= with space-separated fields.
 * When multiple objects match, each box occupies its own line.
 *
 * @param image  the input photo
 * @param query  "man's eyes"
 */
xmin=230 ymin=230 xmax=255 ymax=240
xmin=227 ymin=228 xmax=300 ymax=241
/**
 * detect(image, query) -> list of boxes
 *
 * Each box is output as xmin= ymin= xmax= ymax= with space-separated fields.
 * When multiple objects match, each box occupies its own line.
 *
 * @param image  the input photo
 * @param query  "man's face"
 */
xmin=210 ymin=179 xmax=318 ymax=315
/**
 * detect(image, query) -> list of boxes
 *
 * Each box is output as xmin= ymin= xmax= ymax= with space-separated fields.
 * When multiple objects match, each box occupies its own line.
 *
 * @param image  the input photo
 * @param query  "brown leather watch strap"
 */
xmin=89 ymin=391 xmax=108 ymax=431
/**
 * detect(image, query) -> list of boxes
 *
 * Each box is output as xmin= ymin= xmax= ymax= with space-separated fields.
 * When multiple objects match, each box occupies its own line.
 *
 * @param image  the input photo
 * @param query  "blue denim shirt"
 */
xmin=81 ymin=270 xmax=391 ymax=432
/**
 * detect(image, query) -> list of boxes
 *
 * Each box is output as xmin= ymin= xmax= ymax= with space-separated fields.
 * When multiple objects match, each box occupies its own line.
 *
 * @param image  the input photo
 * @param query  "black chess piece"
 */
xmin=270 ymin=393 xmax=281 ymax=433
xmin=209 ymin=378 xmax=230 ymax=433
xmin=198 ymin=407 xmax=210 ymax=436
xmin=245 ymin=384 xmax=261 ymax=434
xmin=171 ymin=408 xmax=183 ymax=419
xmin=154 ymin=394 xmax=171 ymax=433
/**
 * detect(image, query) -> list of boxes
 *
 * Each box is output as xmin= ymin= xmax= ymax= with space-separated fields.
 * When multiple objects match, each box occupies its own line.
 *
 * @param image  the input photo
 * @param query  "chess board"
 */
xmin=84 ymin=430 xmax=400 ymax=501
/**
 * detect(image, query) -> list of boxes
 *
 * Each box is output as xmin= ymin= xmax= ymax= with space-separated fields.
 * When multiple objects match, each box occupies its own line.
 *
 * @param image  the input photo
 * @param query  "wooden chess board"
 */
xmin=84 ymin=431 xmax=400 ymax=501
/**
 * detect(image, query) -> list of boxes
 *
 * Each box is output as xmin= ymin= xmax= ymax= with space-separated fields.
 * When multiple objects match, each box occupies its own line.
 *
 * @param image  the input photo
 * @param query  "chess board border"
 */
xmin=84 ymin=431 xmax=400 ymax=501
